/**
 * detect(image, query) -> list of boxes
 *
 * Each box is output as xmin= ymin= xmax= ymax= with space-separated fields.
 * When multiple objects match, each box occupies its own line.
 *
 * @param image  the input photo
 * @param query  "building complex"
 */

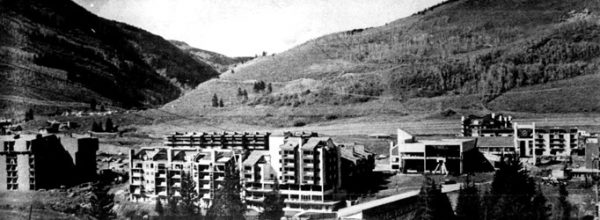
xmin=513 ymin=123 xmax=579 ymax=159
xmin=389 ymin=129 xmax=477 ymax=174
xmin=0 ymin=134 xmax=98 ymax=191
xmin=461 ymin=113 xmax=513 ymax=137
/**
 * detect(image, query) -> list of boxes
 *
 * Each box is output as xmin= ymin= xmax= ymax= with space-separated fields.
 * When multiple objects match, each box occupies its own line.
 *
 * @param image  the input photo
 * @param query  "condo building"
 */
xmin=242 ymin=132 xmax=343 ymax=212
xmin=513 ymin=123 xmax=579 ymax=159
xmin=461 ymin=113 xmax=513 ymax=137
xmin=390 ymin=129 xmax=476 ymax=174
xmin=0 ymin=134 xmax=99 ymax=191
xmin=164 ymin=132 xmax=270 ymax=150
xmin=129 ymin=147 xmax=238 ymax=208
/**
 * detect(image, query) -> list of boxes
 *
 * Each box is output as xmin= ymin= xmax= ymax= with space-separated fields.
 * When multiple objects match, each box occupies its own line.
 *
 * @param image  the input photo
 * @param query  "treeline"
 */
xmin=386 ymin=20 xmax=600 ymax=101
xmin=414 ymin=157 xmax=573 ymax=220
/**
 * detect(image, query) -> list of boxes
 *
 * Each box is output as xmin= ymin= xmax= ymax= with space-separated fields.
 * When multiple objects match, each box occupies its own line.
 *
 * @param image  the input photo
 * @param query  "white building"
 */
xmin=389 ymin=129 xmax=476 ymax=174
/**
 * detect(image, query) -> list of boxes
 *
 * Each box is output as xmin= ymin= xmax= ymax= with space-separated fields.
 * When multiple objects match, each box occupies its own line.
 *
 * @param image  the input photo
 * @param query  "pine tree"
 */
xmin=237 ymin=88 xmax=243 ymax=97
xmin=91 ymin=121 xmax=103 ymax=132
xmin=219 ymin=99 xmax=224 ymax=107
xmin=267 ymin=83 xmax=272 ymax=93
xmin=485 ymin=157 xmax=544 ymax=220
xmin=455 ymin=178 xmax=481 ymax=220
xmin=557 ymin=183 xmax=571 ymax=220
xmin=531 ymin=187 xmax=549 ymax=220
xmin=105 ymin=118 xmax=114 ymax=132
xmin=89 ymin=183 xmax=116 ymax=219
xmin=414 ymin=176 xmax=455 ymax=220
xmin=168 ymin=196 xmax=179 ymax=216
xmin=25 ymin=108 xmax=34 ymax=121
xmin=178 ymin=172 xmax=198 ymax=216
xmin=259 ymin=180 xmax=284 ymax=220
xmin=206 ymin=165 xmax=245 ymax=220
xmin=212 ymin=94 xmax=219 ymax=107
xmin=155 ymin=199 xmax=164 ymax=216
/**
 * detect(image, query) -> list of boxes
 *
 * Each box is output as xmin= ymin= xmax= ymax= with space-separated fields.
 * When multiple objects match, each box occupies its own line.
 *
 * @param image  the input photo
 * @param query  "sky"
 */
xmin=74 ymin=0 xmax=443 ymax=57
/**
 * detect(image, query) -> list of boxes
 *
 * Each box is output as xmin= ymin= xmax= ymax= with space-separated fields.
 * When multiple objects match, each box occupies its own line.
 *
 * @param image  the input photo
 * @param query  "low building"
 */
xmin=0 ymin=134 xmax=98 ymax=191
xmin=242 ymin=133 xmax=343 ymax=212
xmin=513 ymin=123 xmax=579 ymax=159
xmin=129 ymin=147 xmax=238 ymax=208
xmin=389 ymin=129 xmax=476 ymax=174
xmin=461 ymin=113 xmax=513 ymax=137
xmin=164 ymin=131 xmax=270 ymax=150
xmin=477 ymin=136 xmax=515 ymax=155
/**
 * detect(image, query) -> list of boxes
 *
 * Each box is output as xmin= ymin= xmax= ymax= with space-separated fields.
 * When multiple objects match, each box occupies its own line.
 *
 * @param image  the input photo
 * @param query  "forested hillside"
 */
xmin=197 ymin=0 xmax=600 ymax=113
xmin=0 ymin=0 xmax=219 ymax=116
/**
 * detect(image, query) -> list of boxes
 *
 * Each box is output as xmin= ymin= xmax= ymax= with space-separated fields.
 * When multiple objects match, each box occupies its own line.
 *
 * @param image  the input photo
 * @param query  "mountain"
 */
xmin=169 ymin=40 xmax=253 ymax=73
xmin=168 ymin=0 xmax=600 ymax=116
xmin=0 ymin=0 xmax=219 ymax=116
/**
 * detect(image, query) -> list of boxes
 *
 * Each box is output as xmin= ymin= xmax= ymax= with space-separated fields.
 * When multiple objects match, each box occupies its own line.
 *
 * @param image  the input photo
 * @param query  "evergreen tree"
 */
xmin=90 ymin=99 xmax=97 ymax=111
xmin=212 ymin=94 xmax=219 ymax=107
xmin=259 ymin=180 xmax=284 ymax=220
xmin=91 ymin=121 xmax=103 ymax=132
xmin=253 ymin=82 xmax=259 ymax=93
xmin=485 ymin=157 xmax=545 ymax=220
xmin=219 ymin=99 xmax=224 ymax=107
xmin=557 ymin=183 xmax=571 ymax=220
xmin=206 ymin=165 xmax=245 ymax=220
xmin=242 ymin=90 xmax=248 ymax=100
xmin=105 ymin=118 xmax=114 ymax=132
xmin=89 ymin=183 xmax=116 ymax=219
xmin=167 ymin=196 xmax=179 ymax=216
xmin=237 ymin=88 xmax=243 ymax=97
xmin=267 ymin=83 xmax=272 ymax=93
xmin=414 ymin=176 xmax=455 ymax=220
xmin=25 ymin=108 xmax=34 ymax=121
xmin=155 ymin=199 xmax=164 ymax=216
xmin=455 ymin=178 xmax=481 ymax=220
xmin=178 ymin=172 xmax=198 ymax=216
xmin=532 ymin=187 xmax=549 ymax=220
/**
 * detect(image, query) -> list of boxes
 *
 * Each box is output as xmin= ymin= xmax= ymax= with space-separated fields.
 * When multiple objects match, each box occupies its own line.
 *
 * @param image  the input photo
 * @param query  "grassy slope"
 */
xmin=0 ymin=0 xmax=219 ymax=117
xmin=168 ymin=0 xmax=600 ymax=120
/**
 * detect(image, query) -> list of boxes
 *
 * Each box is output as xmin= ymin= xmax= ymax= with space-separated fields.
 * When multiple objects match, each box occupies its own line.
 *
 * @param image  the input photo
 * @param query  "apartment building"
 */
xmin=242 ymin=132 xmax=343 ymax=212
xmin=513 ymin=123 xmax=579 ymax=159
xmin=477 ymin=136 xmax=515 ymax=156
xmin=461 ymin=113 xmax=513 ymax=137
xmin=338 ymin=144 xmax=375 ymax=191
xmin=390 ymin=129 xmax=476 ymax=174
xmin=129 ymin=147 xmax=238 ymax=208
xmin=164 ymin=132 xmax=270 ymax=150
xmin=0 ymin=134 xmax=99 ymax=191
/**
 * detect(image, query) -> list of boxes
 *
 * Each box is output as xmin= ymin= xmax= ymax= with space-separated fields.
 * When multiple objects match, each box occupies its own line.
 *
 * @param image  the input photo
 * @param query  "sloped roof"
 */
xmin=281 ymin=137 xmax=301 ymax=150
xmin=477 ymin=137 xmax=513 ymax=148
xmin=243 ymin=150 xmax=268 ymax=166
xmin=301 ymin=137 xmax=330 ymax=150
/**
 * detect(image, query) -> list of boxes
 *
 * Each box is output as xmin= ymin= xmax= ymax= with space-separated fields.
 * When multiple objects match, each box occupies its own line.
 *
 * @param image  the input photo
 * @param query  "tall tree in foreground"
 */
xmin=557 ymin=183 xmax=571 ymax=220
xmin=455 ymin=177 xmax=481 ymax=220
xmin=414 ymin=176 xmax=455 ymax=220
xmin=89 ymin=183 xmax=116 ymax=219
xmin=178 ymin=171 xmax=199 ymax=216
xmin=258 ymin=180 xmax=284 ymax=220
xmin=484 ymin=157 xmax=548 ymax=220
xmin=206 ymin=165 xmax=245 ymax=220
xmin=155 ymin=198 xmax=164 ymax=216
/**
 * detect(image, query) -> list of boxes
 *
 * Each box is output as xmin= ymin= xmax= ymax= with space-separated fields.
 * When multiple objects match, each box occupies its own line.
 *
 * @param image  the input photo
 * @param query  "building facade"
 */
xmin=390 ymin=129 xmax=476 ymax=174
xmin=0 ymin=134 xmax=98 ymax=191
xmin=164 ymin=132 xmax=270 ymax=150
xmin=461 ymin=113 xmax=513 ymax=137
xmin=129 ymin=147 xmax=238 ymax=208
xmin=242 ymin=133 xmax=343 ymax=212
xmin=513 ymin=123 xmax=579 ymax=159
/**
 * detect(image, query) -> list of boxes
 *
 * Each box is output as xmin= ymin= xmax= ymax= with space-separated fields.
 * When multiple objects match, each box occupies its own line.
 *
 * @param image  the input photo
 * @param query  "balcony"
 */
xmin=305 ymin=163 xmax=314 ymax=168
xmin=132 ymin=172 xmax=142 ymax=178
xmin=131 ymin=180 xmax=143 ymax=185
xmin=284 ymin=154 xmax=295 ymax=159
xmin=304 ymin=171 xmax=314 ymax=176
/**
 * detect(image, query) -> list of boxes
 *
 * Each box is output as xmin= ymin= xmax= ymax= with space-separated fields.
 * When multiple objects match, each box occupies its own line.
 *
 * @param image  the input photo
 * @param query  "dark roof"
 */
xmin=477 ymin=137 xmax=513 ymax=147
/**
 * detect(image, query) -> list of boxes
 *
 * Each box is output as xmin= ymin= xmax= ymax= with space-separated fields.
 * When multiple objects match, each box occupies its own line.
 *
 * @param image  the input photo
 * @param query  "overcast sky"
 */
xmin=74 ymin=0 xmax=443 ymax=57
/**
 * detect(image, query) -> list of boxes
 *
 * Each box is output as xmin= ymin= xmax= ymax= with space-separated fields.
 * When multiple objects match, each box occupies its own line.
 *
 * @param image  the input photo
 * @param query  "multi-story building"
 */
xmin=129 ymin=147 xmax=238 ymax=208
xmin=242 ymin=132 xmax=343 ymax=212
xmin=164 ymin=132 xmax=270 ymax=150
xmin=0 ymin=134 xmax=98 ymax=191
xmin=390 ymin=129 xmax=476 ymax=174
xmin=338 ymin=144 xmax=375 ymax=191
xmin=513 ymin=123 xmax=579 ymax=159
xmin=461 ymin=113 xmax=513 ymax=137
